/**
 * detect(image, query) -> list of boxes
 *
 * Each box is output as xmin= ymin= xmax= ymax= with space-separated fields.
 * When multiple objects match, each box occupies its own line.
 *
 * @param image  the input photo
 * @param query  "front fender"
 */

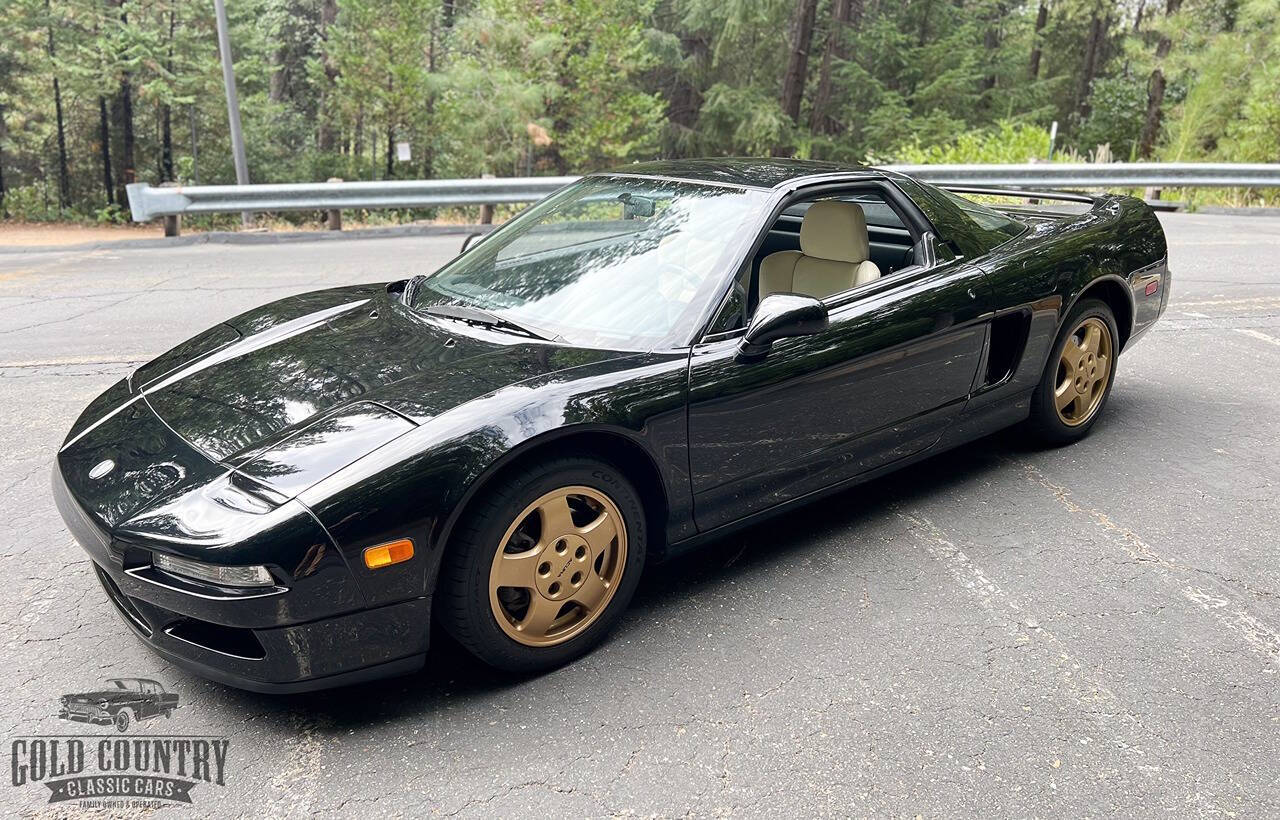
xmin=298 ymin=351 xmax=691 ymax=607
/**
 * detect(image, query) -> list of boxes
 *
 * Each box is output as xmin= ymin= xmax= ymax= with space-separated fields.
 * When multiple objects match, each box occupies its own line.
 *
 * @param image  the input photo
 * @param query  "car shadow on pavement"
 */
xmin=205 ymin=423 xmax=1064 ymax=732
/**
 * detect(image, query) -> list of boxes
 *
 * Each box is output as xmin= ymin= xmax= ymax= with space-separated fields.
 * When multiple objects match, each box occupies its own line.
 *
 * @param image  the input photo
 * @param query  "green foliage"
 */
xmin=884 ymin=121 xmax=1053 ymax=165
xmin=1075 ymin=77 xmax=1148 ymax=160
xmin=1 ymin=0 xmax=1276 ymax=224
xmin=2 ymin=183 xmax=58 ymax=222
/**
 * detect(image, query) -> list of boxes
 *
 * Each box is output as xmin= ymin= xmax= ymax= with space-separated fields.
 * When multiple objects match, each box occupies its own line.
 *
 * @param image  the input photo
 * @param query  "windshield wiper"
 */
xmin=421 ymin=303 xmax=564 ymax=343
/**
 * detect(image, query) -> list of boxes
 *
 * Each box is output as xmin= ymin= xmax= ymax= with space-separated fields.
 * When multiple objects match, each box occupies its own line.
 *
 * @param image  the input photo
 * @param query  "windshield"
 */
xmin=410 ymin=176 xmax=768 ymax=348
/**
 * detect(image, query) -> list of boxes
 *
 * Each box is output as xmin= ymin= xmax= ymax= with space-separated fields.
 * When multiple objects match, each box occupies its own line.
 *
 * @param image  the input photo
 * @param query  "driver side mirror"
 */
xmin=736 ymin=294 xmax=828 ymax=361
xmin=459 ymin=232 xmax=484 ymax=254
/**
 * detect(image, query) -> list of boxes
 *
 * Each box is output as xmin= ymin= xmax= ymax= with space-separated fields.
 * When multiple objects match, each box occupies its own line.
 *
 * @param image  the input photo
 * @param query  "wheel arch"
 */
xmin=431 ymin=425 xmax=673 ymax=572
xmin=1066 ymin=274 xmax=1134 ymax=352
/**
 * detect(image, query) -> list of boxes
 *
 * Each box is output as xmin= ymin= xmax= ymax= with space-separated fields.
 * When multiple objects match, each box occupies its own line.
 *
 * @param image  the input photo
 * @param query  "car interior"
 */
xmin=710 ymin=188 xmax=934 ymax=335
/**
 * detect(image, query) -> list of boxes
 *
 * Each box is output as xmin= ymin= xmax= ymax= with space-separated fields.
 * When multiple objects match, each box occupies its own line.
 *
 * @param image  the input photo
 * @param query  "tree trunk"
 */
xmin=421 ymin=24 xmax=437 ymax=179
xmin=98 ymin=96 xmax=114 ymax=205
xmin=0 ymin=102 xmax=7 ymax=215
xmin=1138 ymin=0 xmax=1182 ymax=158
xmin=980 ymin=3 xmax=1008 ymax=99
xmin=917 ymin=0 xmax=934 ymax=47
xmin=809 ymin=0 xmax=859 ymax=134
xmin=354 ymin=105 xmax=364 ymax=158
xmin=1029 ymin=2 xmax=1048 ymax=78
xmin=161 ymin=8 xmax=175 ymax=182
xmin=317 ymin=0 xmax=339 ymax=151
xmin=385 ymin=125 xmax=394 ymax=179
xmin=112 ymin=1 xmax=135 ymax=205
xmin=161 ymin=106 xmax=174 ymax=181
xmin=188 ymin=104 xmax=199 ymax=184
xmin=779 ymin=0 xmax=820 ymax=125
xmin=46 ymin=5 xmax=70 ymax=211
xmin=1076 ymin=6 xmax=1105 ymax=120
xmin=114 ymin=73 xmax=135 ymax=205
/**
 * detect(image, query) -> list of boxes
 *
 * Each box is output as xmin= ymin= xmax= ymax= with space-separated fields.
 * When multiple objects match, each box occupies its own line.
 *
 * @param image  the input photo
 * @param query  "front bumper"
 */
xmin=59 ymin=710 xmax=113 ymax=726
xmin=54 ymin=465 xmax=429 ymax=693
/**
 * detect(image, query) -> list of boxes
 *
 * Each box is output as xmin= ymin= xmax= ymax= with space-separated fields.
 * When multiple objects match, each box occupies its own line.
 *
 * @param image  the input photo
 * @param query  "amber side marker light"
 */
xmin=364 ymin=539 xmax=414 ymax=569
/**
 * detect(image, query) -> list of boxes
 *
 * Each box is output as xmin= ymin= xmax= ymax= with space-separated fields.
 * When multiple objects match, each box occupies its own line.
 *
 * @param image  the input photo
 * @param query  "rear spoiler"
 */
xmin=942 ymin=185 xmax=1178 ymax=212
xmin=940 ymin=185 xmax=1097 ymax=205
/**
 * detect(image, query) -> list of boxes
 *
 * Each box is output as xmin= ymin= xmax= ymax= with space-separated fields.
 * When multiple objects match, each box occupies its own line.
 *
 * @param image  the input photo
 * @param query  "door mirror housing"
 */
xmin=736 ymin=293 xmax=828 ymax=360
xmin=459 ymin=232 xmax=484 ymax=254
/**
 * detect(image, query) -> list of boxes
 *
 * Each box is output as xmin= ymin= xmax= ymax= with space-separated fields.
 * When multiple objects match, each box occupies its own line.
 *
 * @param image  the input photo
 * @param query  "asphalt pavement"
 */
xmin=0 ymin=213 xmax=1277 ymax=817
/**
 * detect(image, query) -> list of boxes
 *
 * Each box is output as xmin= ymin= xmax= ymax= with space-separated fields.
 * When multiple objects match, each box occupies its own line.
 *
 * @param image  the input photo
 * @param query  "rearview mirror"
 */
xmin=619 ymin=193 xmax=655 ymax=219
xmin=736 ymin=294 xmax=828 ymax=361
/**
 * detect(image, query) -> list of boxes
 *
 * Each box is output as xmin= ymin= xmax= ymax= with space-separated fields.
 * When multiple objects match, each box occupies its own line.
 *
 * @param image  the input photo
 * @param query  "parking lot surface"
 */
xmin=0 ymin=213 xmax=1277 ymax=816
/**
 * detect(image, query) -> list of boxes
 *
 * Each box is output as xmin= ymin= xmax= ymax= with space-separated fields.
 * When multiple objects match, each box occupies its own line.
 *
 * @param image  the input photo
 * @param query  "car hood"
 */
xmin=60 ymin=284 xmax=633 ymax=527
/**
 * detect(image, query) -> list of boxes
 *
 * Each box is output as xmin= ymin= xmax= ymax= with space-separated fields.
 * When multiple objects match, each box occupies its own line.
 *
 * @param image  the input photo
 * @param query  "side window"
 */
xmin=745 ymin=187 xmax=920 ymax=312
xmin=706 ymin=280 xmax=747 ymax=335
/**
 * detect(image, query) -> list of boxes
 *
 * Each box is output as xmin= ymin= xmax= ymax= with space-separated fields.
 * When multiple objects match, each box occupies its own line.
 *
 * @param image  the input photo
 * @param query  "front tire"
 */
xmin=114 ymin=710 xmax=131 ymax=732
xmin=1028 ymin=298 xmax=1119 ymax=445
xmin=437 ymin=455 xmax=647 ymax=673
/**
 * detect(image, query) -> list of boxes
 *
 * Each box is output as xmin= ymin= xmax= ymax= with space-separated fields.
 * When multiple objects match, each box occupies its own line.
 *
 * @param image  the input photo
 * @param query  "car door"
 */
xmin=686 ymin=258 xmax=992 ymax=531
xmin=137 ymin=682 xmax=157 ymax=718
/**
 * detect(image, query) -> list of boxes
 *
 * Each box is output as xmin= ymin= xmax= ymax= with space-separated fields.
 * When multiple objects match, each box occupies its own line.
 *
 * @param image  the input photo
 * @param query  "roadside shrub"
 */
xmin=878 ymin=120 xmax=1053 ymax=165
xmin=1 ymin=183 xmax=58 ymax=222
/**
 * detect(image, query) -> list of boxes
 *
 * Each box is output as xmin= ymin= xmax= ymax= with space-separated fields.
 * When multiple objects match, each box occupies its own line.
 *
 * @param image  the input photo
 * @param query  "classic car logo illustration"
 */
xmin=7 ymin=679 xmax=229 ymax=808
xmin=58 ymin=678 xmax=179 ymax=733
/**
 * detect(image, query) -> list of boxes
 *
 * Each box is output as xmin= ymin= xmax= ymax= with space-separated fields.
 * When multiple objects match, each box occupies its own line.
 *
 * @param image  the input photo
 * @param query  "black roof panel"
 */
xmin=600 ymin=158 xmax=878 ymax=189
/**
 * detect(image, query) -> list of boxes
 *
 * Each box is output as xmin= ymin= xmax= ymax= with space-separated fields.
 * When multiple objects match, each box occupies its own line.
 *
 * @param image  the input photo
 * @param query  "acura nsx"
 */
xmin=54 ymin=159 xmax=1169 ymax=691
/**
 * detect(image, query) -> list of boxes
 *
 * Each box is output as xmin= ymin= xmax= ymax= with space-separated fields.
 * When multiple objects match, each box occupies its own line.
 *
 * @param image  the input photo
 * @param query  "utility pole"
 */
xmin=213 ymin=0 xmax=251 ymax=226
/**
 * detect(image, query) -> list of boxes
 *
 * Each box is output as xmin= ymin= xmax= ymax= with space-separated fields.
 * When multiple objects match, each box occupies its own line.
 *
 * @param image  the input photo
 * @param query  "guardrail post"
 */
xmin=159 ymin=181 xmax=181 ymax=237
xmin=479 ymin=173 xmax=495 ymax=225
xmin=326 ymin=178 xmax=343 ymax=231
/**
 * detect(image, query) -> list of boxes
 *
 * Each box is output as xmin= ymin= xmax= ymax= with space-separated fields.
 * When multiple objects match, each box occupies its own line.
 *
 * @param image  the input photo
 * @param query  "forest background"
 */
xmin=2 ymin=0 xmax=1276 ymax=225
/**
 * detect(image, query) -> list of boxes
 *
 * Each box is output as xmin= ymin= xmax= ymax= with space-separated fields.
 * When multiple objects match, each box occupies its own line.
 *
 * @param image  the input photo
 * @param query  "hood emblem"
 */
xmin=89 ymin=459 xmax=116 ymax=480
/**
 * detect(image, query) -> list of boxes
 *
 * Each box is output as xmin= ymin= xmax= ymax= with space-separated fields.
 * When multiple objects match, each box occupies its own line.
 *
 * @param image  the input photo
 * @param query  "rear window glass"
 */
xmin=933 ymin=187 xmax=1027 ymax=241
xmin=893 ymin=176 xmax=1028 ymax=257
xmin=782 ymin=192 xmax=906 ymax=231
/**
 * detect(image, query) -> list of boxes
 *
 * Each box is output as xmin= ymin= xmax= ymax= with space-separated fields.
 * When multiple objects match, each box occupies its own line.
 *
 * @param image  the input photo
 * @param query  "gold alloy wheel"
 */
xmin=488 ymin=486 xmax=628 ymax=647
xmin=1054 ymin=316 xmax=1113 ymax=427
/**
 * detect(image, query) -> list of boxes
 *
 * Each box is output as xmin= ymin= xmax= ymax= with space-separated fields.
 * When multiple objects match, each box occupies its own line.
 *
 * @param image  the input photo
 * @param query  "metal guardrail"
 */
xmin=126 ymin=163 xmax=1280 ymax=234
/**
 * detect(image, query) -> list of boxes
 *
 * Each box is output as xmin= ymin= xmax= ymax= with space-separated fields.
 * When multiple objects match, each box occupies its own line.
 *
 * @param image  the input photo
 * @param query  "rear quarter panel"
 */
xmin=973 ymin=194 xmax=1168 ymax=400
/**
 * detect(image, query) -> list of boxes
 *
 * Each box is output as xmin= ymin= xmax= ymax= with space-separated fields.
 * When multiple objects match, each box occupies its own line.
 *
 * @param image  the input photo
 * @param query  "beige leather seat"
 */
xmin=759 ymin=201 xmax=881 ymax=300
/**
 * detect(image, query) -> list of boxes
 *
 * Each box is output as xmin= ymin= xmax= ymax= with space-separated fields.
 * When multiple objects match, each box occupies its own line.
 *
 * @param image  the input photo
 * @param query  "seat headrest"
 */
xmin=799 ymin=201 xmax=870 ymax=264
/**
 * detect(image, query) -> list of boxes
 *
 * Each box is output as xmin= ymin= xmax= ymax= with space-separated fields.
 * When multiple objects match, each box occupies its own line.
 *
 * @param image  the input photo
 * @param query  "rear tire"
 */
xmin=1027 ymin=298 xmax=1119 ymax=445
xmin=437 ymin=455 xmax=647 ymax=673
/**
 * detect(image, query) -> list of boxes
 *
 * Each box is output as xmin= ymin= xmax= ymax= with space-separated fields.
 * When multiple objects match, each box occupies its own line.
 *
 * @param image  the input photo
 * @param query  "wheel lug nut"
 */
xmin=555 ymin=540 xmax=566 ymax=554
xmin=571 ymin=571 xmax=583 ymax=585
xmin=575 ymin=545 xmax=586 ymax=559
xmin=537 ymin=562 xmax=551 ymax=576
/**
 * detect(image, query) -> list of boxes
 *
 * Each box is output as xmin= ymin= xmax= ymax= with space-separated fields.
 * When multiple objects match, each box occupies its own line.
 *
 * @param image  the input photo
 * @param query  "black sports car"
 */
xmin=54 ymin=159 xmax=1169 ymax=692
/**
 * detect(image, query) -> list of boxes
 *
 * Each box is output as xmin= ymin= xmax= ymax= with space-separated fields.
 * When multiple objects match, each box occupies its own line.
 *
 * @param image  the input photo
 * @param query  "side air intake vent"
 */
xmin=985 ymin=310 xmax=1032 ymax=387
